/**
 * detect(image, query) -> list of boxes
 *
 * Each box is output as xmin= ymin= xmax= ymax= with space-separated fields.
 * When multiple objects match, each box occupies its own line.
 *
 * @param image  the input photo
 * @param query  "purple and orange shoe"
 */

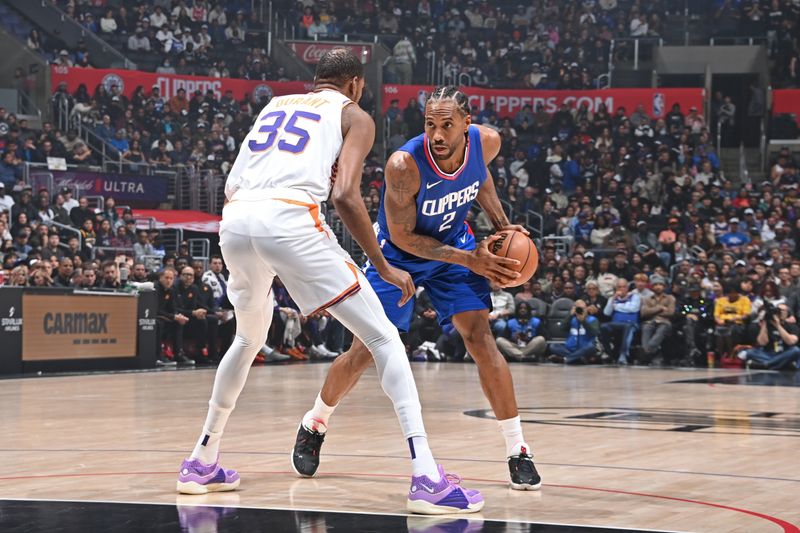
xmin=176 ymin=457 xmax=240 ymax=495
xmin=407 ymin=465 xmax=484 ymax=515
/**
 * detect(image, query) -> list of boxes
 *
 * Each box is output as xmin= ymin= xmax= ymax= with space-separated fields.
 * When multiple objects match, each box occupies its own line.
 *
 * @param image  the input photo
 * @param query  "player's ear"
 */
xmin=464 ymin=110 xmax=471 ymax=130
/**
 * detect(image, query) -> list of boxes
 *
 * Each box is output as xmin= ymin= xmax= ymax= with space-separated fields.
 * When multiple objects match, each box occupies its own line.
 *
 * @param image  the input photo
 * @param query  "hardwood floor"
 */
xmin=0 ymin=363 xmax=798 ymax=532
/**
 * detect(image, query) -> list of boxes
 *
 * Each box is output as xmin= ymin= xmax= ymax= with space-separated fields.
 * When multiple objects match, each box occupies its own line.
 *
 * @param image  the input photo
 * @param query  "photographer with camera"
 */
xmin=548 ymin=300 xmax=600 ymax=364
xmin=600 ymin=278 xmax=641 ymax=365
xmin=495 ymin=302 xmax=546 ymax=362
xmin=741 ymin=302 xmax=800 ymax=370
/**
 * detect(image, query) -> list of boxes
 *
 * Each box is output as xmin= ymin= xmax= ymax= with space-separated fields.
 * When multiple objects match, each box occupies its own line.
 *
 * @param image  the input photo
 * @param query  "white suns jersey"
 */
xmin=225 ymin=89 xmax=353 ymax=204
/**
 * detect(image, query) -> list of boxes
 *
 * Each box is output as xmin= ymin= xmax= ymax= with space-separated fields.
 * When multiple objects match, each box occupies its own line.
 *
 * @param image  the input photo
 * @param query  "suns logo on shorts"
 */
xmin=253 ymin=84 xmax=274 ymax=103
xmin=101 ymin=74 xmax=125 ymax=94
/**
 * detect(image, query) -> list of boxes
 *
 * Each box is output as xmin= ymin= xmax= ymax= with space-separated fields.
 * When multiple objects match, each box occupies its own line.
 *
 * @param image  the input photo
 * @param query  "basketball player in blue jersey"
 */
xmin=293 ymin=86 xmax=542 ymax=490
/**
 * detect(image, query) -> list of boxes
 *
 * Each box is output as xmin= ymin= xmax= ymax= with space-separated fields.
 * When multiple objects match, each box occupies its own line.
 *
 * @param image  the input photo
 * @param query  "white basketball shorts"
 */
xmin=220 ymin=188 xmax=362 ymax=314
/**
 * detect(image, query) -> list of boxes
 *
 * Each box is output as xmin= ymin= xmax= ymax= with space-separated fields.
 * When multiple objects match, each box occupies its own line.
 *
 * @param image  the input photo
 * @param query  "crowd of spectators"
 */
xmin=327 ymin=0 xmax=672 ymax=88
xmin=6 ymin=67 xmax=800 ymax=372
xmin=709 ymin=0 xmax=800 ymax=89
xmin=50 ymin=0 xmax=281 ymax=79
xmin=9 ymin=0 xmax=793 ymax=91
xmin=383 ymin=92 xmax=800 ymax=370
xmin=48 ymin=80 xmax=279 ymax=175
xmin=3 ymin=0 xmax=800 ymax=370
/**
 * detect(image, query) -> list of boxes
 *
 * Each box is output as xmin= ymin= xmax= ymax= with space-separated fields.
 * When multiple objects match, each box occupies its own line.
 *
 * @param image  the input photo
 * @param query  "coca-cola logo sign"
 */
xmin=287 ymin=42 xmax=372 ymax=64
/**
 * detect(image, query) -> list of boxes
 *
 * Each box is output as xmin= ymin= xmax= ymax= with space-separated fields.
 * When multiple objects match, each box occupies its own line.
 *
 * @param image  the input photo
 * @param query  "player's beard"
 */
xmin=429 ymin=135 xmax=465 ymax=162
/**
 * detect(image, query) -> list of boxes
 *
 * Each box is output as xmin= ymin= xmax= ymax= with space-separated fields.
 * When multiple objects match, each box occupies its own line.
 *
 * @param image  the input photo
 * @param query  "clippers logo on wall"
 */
xmin=22 ymin=294 xmax=137 ymax=360
xmin=382 ymin=85 xmax=704 ymax=119
xmin=51 ymin=66 xmax=313 ymax=102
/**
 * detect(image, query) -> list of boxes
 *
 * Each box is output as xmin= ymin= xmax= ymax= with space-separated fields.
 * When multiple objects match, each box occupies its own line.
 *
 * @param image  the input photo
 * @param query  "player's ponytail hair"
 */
xmin=427 ymin=85 xmax=470 ymax=117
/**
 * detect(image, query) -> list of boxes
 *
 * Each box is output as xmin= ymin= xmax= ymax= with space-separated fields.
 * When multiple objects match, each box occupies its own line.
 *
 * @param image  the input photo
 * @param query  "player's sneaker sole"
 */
xmin=176 ymin=458 xmax=240 ymax=495
xmin=176 ymin=477 xmax=240 ymax=495
xmin=407 ymin=465 xmax=484 ymax=515
xmin=510 ymin=479 xmax=542 ymax=490
xmin=406 ymin=497 xmax=484 ymax=515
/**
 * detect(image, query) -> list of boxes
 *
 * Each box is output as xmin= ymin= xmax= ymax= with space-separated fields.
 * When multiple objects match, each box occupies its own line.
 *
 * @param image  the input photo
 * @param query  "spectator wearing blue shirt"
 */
xmin=478 ymin=102 xmax=495 ymax=125
xmin=571 ymin=211 xmax=594 ymax=245
xmin=108 ymin=129 xmax=130 ymax=157
xmin=600 ymin=278 xmax=642 ymax=365
xmin=562 ymin=156 xmax=581 ymax=194
xmin=0 ymin=152 xmax=20 ymax=189
xmin=719 ymin=218 xmax=750 ymax=248
xmin=95 ymin=115 xmax=115 ymax=140
xmin=495 ymin=302 xmax=546 ymax=361
xmin=548 ymin=300 xmax=600 ymax=364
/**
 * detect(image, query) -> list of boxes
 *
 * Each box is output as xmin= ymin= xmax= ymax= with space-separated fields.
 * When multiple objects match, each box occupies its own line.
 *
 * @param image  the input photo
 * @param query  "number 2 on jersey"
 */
xmin=439 ymin=212 xmax=456 ymax=232
xmin=248 ymin=110 xmax=321 ymax=154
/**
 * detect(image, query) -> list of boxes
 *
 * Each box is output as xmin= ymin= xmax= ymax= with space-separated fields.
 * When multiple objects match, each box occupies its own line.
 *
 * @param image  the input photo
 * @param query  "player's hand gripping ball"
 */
xmin=489 ymin=229 xmax=539 ymax=287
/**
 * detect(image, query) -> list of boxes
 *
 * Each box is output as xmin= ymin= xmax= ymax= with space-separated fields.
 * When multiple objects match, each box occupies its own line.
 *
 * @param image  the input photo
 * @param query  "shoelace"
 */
xmin=515 ymin=455 xmax=536 ymax=478
xmin=444 ymin=472 xmax=462 ymax=485
xmin=297 ymin=428 xmax=325 ymax=454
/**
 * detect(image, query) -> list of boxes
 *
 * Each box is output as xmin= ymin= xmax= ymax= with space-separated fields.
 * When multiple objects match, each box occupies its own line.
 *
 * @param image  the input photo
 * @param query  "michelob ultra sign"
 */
xmin=22 ymin=293 xmax=138 ymax=360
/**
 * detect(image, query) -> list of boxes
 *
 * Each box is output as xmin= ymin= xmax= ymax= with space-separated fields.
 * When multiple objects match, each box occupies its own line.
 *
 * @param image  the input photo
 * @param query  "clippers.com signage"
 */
xmin=382 ymin=85 xmax=704 ymax=119
xmin=286 ymin=41 xmax=372 ymax=64
xmin=51 ymin=66 xmax=312 ymax=102
xmin=52 ymin=66 xmax=703 ymax=121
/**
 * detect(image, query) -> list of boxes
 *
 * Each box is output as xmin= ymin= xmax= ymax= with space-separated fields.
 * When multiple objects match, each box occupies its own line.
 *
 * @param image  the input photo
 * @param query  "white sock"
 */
xmin=302 ymin=393 xmax=337 ymax=434
xmin=189 ymin=303 xmax=273 ymax=465
xmin=190 ymin=402 xmax=234 ymax=464
xmin=498 ymin=415 xmax=529 ymax=457
xmin=409 ymin=435 xmax=440 ymax=481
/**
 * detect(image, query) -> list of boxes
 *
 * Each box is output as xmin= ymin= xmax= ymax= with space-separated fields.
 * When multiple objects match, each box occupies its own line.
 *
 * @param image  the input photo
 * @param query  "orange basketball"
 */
xmin=489 ymin=229 xmax=539 ymax=287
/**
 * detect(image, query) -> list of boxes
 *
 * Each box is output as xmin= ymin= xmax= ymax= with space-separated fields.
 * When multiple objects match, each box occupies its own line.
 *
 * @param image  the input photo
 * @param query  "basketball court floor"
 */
xmin=1 ymin=362 xmax=798 ymax=532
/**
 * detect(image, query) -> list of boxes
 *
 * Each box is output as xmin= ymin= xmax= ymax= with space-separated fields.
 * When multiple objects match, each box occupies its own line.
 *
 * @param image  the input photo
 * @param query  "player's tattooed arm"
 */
xmin=385 ymin=152 xmax=474 ymax=266
xmin=476 ymin=170 xmax=511 ymax=231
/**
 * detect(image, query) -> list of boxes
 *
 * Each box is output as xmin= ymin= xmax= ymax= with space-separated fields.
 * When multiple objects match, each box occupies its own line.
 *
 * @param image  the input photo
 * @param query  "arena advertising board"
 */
xmin=285 ymin=41 xmax=372 ymax=64
xmin=382 ymin=85 xmax=705 ymax=119
xmin=52 ymin=67 xmax=704 ymax=122
xmin=22 ymin=293 xmax=138 ymax=360
xmin=39 ymin=170 xmax=168 ymax=204
xmin=51 ymin=66 xmax=313 ymax=102
xmin=772 ymin=90 xmax=800 ymax=125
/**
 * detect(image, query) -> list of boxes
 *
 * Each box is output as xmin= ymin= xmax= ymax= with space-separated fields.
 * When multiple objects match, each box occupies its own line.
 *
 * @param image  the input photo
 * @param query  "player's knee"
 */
xmin=233 ymin=309 xmax=269 ymax=348
xmin=335 ymin=341 xmax=373 ymax=371
xmin=460 ymin=326 xmax=492 ymax=350
xmin=361 ymin=325 xmax=402 ymax=353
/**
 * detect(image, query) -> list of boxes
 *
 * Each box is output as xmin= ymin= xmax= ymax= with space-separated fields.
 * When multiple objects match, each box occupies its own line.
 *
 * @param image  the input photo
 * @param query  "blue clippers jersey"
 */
xmin=376 ymin=126 xmax=486 ymax=253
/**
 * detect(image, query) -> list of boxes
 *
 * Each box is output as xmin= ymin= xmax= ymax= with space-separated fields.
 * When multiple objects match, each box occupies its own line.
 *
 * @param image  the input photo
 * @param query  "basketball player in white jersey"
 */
xmin=176 ymin=49 xmax=483 ymax=515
